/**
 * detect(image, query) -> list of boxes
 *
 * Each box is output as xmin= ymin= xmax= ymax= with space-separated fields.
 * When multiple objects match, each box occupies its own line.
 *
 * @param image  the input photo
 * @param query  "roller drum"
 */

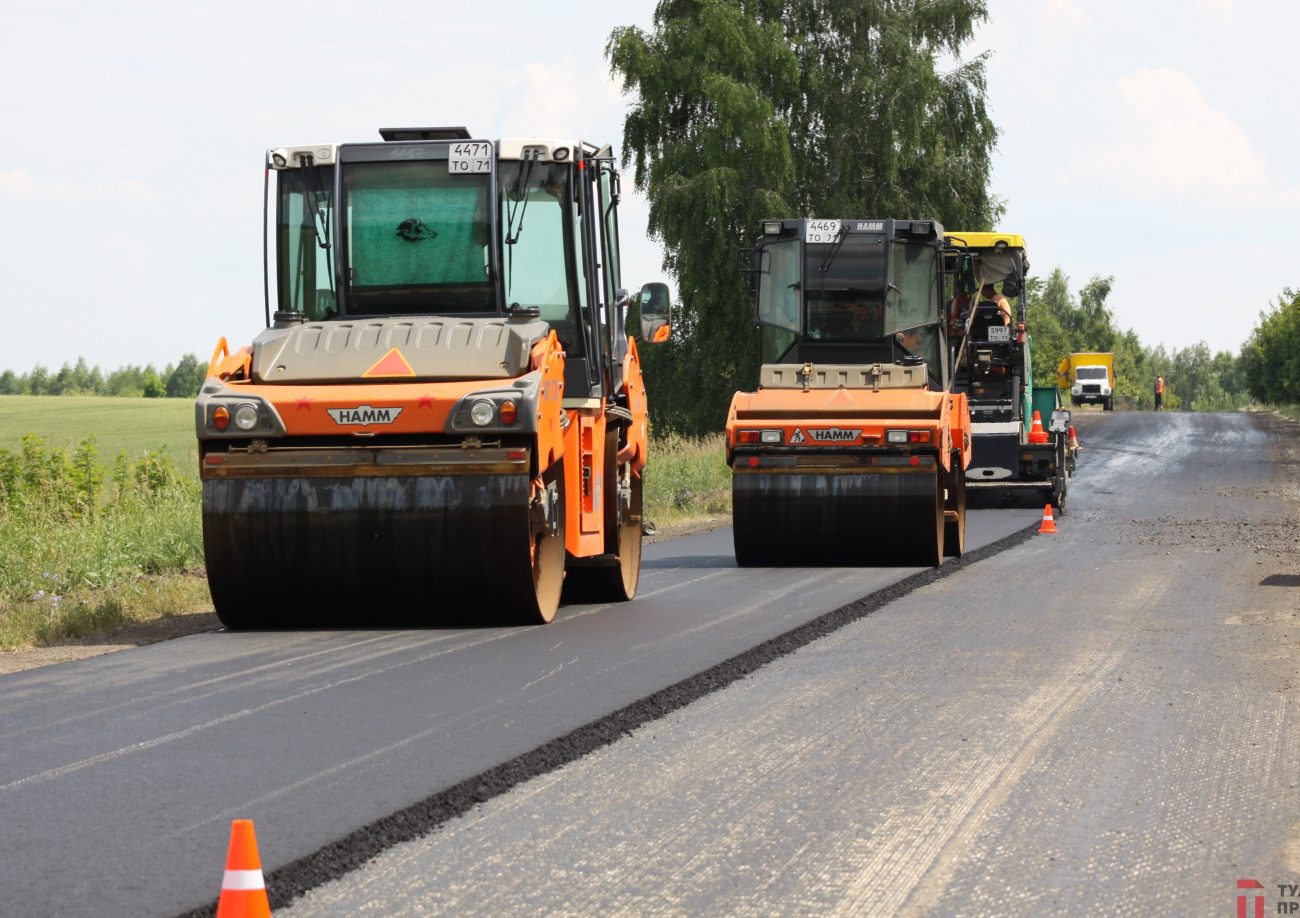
xmin=733 ymin=469 xmax=943 ymax=567
xmin=203 ymin=473 xmax=546 ymax=627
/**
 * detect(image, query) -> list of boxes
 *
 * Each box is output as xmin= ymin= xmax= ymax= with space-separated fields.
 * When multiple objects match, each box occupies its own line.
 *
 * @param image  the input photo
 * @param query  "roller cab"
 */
xmin=727 ymin=219 xmax=970 ymax=566
xmin=197 ymin=129 xmax=670 ymax=627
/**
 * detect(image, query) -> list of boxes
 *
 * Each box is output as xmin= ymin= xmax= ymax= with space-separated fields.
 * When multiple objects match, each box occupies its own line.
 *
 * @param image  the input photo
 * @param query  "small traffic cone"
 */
xmin=1067 ymin=425 xmax=1080 ymax=452
xmin=1038 ymin=503 xmax=1058 ymax=534
xmin=1028 ymin=410 xmax=1049 ymax=444
xmin=216 ymin=819 xmax=271 ymax=918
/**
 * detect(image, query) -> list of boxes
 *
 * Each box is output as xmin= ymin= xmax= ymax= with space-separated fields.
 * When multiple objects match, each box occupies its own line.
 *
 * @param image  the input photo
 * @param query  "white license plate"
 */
xmin=986 ymin=325 xmax=1010 ymax=342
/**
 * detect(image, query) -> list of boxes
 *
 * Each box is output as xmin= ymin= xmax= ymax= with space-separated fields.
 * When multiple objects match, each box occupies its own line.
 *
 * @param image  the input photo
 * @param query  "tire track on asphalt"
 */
xmin=824 ymin=574 xmax=1171 ymax=918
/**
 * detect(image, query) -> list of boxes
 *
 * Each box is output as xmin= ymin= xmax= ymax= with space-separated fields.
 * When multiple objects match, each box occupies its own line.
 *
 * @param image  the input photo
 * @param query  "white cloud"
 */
xmin=0 ymin=169 xmax=153 ymax=202
xmin=498 ymin=57 xmax=623 ymax=139
xmin=1057 ymin=67 xmax=1300 ymax=211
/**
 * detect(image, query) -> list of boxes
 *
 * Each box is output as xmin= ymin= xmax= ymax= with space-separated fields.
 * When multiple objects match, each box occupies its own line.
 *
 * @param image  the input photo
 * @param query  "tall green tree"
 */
xmin=784 ymin=0 xmax=1000 ymax=224
xmin=165 ymin=354 xmax=206 ymax=398
xmin=608 ymin=0 xmax=798 ymax=434
xmin=609 ymin=0 xmax=999 ymax=434
xmin=1242 ymin=288 xmax=1300 ymax=404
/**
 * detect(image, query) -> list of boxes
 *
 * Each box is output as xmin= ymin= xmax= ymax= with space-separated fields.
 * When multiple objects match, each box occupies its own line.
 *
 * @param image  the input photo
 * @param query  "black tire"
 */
xmin=516 ymin=461 xmax=567 ymax=624
xmin=943 ymin=453 xmax=966 ymax=558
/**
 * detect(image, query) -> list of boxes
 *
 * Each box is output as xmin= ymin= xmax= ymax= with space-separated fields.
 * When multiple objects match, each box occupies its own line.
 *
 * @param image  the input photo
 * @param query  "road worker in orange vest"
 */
xmin=1154 ymin=374 xmax=1165 ymax=411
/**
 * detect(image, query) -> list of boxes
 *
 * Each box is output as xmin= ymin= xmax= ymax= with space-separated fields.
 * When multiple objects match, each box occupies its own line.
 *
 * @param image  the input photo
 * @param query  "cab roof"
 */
xmin=944 ymin=231 xmax=1027 ymax=253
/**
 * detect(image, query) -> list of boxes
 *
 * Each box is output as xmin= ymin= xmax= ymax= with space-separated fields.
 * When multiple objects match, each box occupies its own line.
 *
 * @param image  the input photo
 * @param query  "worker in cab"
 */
xmin=978 ymin=283 xmax=1012 ymax=326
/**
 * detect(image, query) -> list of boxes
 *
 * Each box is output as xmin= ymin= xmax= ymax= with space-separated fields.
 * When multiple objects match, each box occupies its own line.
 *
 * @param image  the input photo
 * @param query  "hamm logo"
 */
xmin=327 ymin=405 xmax=404 ymax=426
xmin=808 ymin=427 xmax=862 ymax=443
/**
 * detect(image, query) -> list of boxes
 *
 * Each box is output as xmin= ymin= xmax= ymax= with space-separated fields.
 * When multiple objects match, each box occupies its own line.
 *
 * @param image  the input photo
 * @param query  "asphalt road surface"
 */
xmin=3 ymin=412 xmax=1297 ymax=916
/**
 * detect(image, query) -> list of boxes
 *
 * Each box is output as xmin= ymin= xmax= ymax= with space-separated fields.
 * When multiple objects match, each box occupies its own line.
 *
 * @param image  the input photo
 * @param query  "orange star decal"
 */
xmin=363 ymin=347 xmax=417 ymax=378
xmin=417 ymin=394 xmax=435 ymax=409
xmin=296 ymin=396 xmax=313 ymax=411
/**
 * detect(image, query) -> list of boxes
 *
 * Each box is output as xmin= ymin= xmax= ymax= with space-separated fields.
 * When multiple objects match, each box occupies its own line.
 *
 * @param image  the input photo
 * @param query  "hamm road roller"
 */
xmin=197 ymin=127 xmax=670 ymax=626
xmin=726 ymin=218 xmax=971 ymax=566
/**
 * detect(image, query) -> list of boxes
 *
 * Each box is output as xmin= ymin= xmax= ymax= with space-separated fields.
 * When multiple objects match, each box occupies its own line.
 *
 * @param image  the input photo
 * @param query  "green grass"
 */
xmin=643 ymin=433 xmax=731 ymax=530
xmin=0 ymin=395 xmax=197 ymax=477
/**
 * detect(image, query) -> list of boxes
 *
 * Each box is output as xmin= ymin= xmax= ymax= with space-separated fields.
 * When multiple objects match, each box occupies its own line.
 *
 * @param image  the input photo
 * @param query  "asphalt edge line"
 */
xmin=175 ymin=521 xmax=1039 ymax=917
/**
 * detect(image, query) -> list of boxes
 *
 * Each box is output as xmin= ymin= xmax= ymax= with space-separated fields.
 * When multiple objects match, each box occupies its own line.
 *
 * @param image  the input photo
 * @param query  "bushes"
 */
xmin=0 ymin=436 xmax=204 ymax=647
xmin=643 ymin=434 xmax=731 ymax=527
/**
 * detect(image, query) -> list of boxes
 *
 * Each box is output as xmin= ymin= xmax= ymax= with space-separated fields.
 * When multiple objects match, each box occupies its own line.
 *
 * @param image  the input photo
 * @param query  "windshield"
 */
xmin=277 ymin=165 xmax=337 ymax=320
xmin=340 ymin=159 xmax=493 ymax=315
xmin=803 ymin=234 xmax=886 ymax=342
xmin=499 ymin=161 xmax=585 ymax=353
xmin=1077 ymin=367 xmax=1109 ymax=380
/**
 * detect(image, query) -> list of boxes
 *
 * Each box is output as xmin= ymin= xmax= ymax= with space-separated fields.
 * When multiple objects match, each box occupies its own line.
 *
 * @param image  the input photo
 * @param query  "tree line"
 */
xmin=1241 ymin=288 xmax=1300 ymax=405
xmin=0 ymin=355 xmax=206 ymax=399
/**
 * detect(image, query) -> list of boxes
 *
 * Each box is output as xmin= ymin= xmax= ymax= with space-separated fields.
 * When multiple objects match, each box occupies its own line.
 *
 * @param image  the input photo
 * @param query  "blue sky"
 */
xmin=1 ymin=0 xmax=1295 ymax=372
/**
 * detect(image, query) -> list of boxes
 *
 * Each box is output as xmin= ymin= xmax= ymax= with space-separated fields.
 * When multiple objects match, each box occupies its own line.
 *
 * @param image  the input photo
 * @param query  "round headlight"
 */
xmin=234 ymin=404 xmax=260 ymax=431
xmin=469 ymin=400 xmax=496 ymax=427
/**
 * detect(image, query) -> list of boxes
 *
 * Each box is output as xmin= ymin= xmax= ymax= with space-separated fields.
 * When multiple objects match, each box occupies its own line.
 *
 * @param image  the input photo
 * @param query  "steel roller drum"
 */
xmin=202 ymin=473 xmax=549 ymax=627
xmin=732 ymin=468 xmax=943 ymax=567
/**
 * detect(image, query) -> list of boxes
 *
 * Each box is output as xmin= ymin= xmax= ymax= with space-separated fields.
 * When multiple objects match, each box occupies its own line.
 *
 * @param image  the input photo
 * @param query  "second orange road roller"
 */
xmin=726 ymin=218 xmax=971 ymax=566
xmin=196 ymin=127 xmax=670 ymax=626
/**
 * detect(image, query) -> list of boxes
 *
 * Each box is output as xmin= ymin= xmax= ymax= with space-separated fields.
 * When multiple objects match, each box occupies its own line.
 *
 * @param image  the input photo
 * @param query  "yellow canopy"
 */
xmin=943 ymin=231 xmax=1027 ymax=253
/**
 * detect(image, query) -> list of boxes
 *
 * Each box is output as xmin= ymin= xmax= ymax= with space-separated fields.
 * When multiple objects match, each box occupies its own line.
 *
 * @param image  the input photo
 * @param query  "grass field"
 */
xmin=0 ymin=395 xmax=198 ymax=474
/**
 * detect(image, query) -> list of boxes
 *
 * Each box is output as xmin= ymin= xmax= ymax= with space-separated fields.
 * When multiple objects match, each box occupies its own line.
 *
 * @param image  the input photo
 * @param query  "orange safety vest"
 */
xmin=1155 ymin=377 xmax=1165 ymax=394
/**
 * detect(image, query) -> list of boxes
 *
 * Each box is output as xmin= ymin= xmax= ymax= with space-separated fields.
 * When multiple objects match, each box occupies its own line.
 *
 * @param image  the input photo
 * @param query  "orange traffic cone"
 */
xmin=216 ymin=819 xmax=271 ymax=918
xmin=1067 ymin=425 xmax=1080 ymax=452
xmin=1038 ymin=503 xmax=1058 ymax=534
xmin=1028 ymin=410 xmax=1049 ymax=444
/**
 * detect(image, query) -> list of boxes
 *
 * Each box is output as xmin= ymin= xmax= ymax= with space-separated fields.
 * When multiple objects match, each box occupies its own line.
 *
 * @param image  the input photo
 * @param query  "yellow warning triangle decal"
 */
xmin=363 ymin=347 xmax=417 ymax=378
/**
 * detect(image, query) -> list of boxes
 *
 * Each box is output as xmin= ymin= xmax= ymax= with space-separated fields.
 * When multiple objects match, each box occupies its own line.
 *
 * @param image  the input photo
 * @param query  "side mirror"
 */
xmin=639 ymin=281 xmax=672 ymax=344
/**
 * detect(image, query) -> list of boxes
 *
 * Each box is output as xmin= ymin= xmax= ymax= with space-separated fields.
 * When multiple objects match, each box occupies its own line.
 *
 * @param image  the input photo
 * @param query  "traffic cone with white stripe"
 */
xmin=216 ymin=819 xmax=271 ymax=918
xmin=1038 ymin=503 xmax=1058 ymax=534
xmin=1028 ymin=410 xmax=1049 ymax=444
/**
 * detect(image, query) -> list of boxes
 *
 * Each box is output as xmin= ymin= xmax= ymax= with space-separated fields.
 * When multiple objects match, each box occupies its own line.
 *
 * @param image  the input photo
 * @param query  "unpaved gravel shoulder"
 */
xmin=0 ymin=609 xmax=220 ymax=676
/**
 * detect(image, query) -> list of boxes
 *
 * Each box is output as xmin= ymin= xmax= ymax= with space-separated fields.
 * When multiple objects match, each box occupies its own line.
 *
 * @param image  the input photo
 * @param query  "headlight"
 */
xmin=234 ymin=405 xmax=260 ymax=431
xmin=469 ymin=400 xmax=496 ymax=426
